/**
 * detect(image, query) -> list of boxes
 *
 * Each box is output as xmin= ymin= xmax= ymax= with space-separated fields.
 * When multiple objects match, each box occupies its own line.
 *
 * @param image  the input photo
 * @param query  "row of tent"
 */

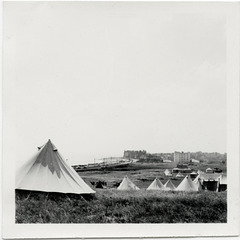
xmin=117 ymin=175 xmax=202 ymax=192
xmin=117 ymin=172 xmax=227 ymax=192
xmin=16 ymin=140 xmax=226 ymax=195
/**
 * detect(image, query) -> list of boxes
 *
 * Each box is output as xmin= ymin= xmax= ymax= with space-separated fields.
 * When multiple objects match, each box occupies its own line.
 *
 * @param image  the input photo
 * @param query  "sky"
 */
xmin=6 ymin=2 xmax=226 ymax=165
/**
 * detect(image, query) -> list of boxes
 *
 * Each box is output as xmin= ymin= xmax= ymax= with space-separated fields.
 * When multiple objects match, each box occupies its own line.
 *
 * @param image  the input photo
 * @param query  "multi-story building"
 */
xmin=174 ymin=151 xmax=191 ymax=163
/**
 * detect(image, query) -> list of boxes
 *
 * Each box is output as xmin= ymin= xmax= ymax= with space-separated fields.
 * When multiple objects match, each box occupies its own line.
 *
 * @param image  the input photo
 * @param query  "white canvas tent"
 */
xmin=16 ymin=140 xmax=95 ymax=194
xmin=147 ymin=178 xmax=165 ymax=190
xmin=176 ymin=172 xmax=184 ymax=178
xmin=176 ymin=175 xmax=198 ymax=192
xmin=206 ymin=167 xmax=214 ymax=173
xmin=197 ymin=172 xmax=222 ymax=181
xmin=164 ymin=180 xmax=176 ymax=190
xmin=117 ymin=176 xmax=140 ymax=190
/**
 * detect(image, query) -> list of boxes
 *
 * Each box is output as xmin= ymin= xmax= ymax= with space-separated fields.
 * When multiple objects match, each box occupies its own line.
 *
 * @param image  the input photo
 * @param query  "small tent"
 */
xmin=206 ymin=168 xmax=214 ymax=173
xmin=117 ymin=176 xmax=140 ymax=190
xmin=176 ymin=172 xmax=184 ymax=178
xmin=147 ymin=178 xmax=165 ymax=190
xmin=176 ymin=175 xmax=198 ymax=192
xmin=16 ymin=139 xmax=95 ymax=194
xmin=95 ymin=181 xmax=107 ymax=189
xmin=164 ymin=180 xmax=176 ymax=190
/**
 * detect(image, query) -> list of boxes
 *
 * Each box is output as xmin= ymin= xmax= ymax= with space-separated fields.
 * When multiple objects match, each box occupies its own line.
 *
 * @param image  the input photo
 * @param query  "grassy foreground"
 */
xmin=16 ymin=189 xmax=227 ymax=223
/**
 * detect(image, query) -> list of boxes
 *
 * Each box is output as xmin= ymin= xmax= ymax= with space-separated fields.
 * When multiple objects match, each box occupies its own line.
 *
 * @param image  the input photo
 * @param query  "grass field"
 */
xmin=79 ymin=161 xmax=226 ymax=189
xmin=16 ymin=189 xmax=227 ymax=223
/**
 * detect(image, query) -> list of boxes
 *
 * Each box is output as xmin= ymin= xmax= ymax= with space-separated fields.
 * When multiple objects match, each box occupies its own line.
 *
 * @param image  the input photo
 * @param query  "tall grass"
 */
xmin=16 ymin=189 xmax=227 ymax=223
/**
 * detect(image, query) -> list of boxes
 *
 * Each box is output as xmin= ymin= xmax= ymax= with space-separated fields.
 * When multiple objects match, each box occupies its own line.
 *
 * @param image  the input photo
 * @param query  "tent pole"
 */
xmin=81 ymin=195 xmax=88 ymax=203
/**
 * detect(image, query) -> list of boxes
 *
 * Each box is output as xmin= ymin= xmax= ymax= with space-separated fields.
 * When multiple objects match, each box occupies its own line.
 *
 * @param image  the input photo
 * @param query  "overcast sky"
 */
xmin=6 ymin=2 xmax=226 ymax=165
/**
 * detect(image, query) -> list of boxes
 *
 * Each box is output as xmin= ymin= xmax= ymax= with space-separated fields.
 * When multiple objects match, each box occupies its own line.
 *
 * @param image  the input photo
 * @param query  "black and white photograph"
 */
xmin=2 ymin=1 xmax=239 ymax=239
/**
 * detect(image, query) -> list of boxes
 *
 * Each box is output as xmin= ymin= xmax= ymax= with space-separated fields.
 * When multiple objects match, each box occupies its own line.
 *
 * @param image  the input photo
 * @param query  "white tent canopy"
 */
xmin=117 ymin=176 xmax=140 ymax=190
xmin=198 ymin=173 xmax=222 ymax=182
xmin=147 ymin=178 xmax=165 ymax=190
xmin=16 ymin=139 xmax=95 ymax=194
xmin=176 ymin=175 xmax=198 ymax=192
xmin=164 ymin=180 xmax=176 ymax=190
xmin=206 ymin=168 xmax=214 ymax=173
xmin=176 ymin=172 xmax=184 ymax=178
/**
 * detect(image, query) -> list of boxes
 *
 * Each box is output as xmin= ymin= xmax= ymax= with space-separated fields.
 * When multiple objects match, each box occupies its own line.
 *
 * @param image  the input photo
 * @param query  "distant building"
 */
xmin=123 ymin=150 xmax=147 ymax=159
xmin=174 ymin=151 xmax=191 ymax=163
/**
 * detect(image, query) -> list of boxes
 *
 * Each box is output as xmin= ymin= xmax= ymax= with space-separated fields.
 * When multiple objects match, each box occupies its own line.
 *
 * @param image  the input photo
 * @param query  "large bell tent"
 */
xmin=16 ymin=139 xmax=95 ymax=195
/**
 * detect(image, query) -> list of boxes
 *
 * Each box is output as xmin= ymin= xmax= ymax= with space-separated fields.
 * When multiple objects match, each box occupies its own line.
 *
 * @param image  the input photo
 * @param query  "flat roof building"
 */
xmin=174 ymin=151 xmax=190 ymax=163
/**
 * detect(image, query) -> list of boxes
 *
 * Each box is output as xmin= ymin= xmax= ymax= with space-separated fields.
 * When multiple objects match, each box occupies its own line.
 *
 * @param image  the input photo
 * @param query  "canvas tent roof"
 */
xmin=206 ymin=168 xmax=213 ymax=171
xmin=16 ymin=140 xmax=95 ymax=194
xmin=176 ymin=175 xmax=198 ymax=192
xmin=198 ymin=173 xmax=222 ymax=181
xmin=147 ymin=178 xmax=165 ymax=190
xmin=176 ymin=172 xmax=184 ymax=178
xmin=117 ymin=176 xmax=140 ymax=190
xmin=206 ymin=168 xmax=214 ymax=173
xmin=164 ymin=180 xmax=176 ymax=190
